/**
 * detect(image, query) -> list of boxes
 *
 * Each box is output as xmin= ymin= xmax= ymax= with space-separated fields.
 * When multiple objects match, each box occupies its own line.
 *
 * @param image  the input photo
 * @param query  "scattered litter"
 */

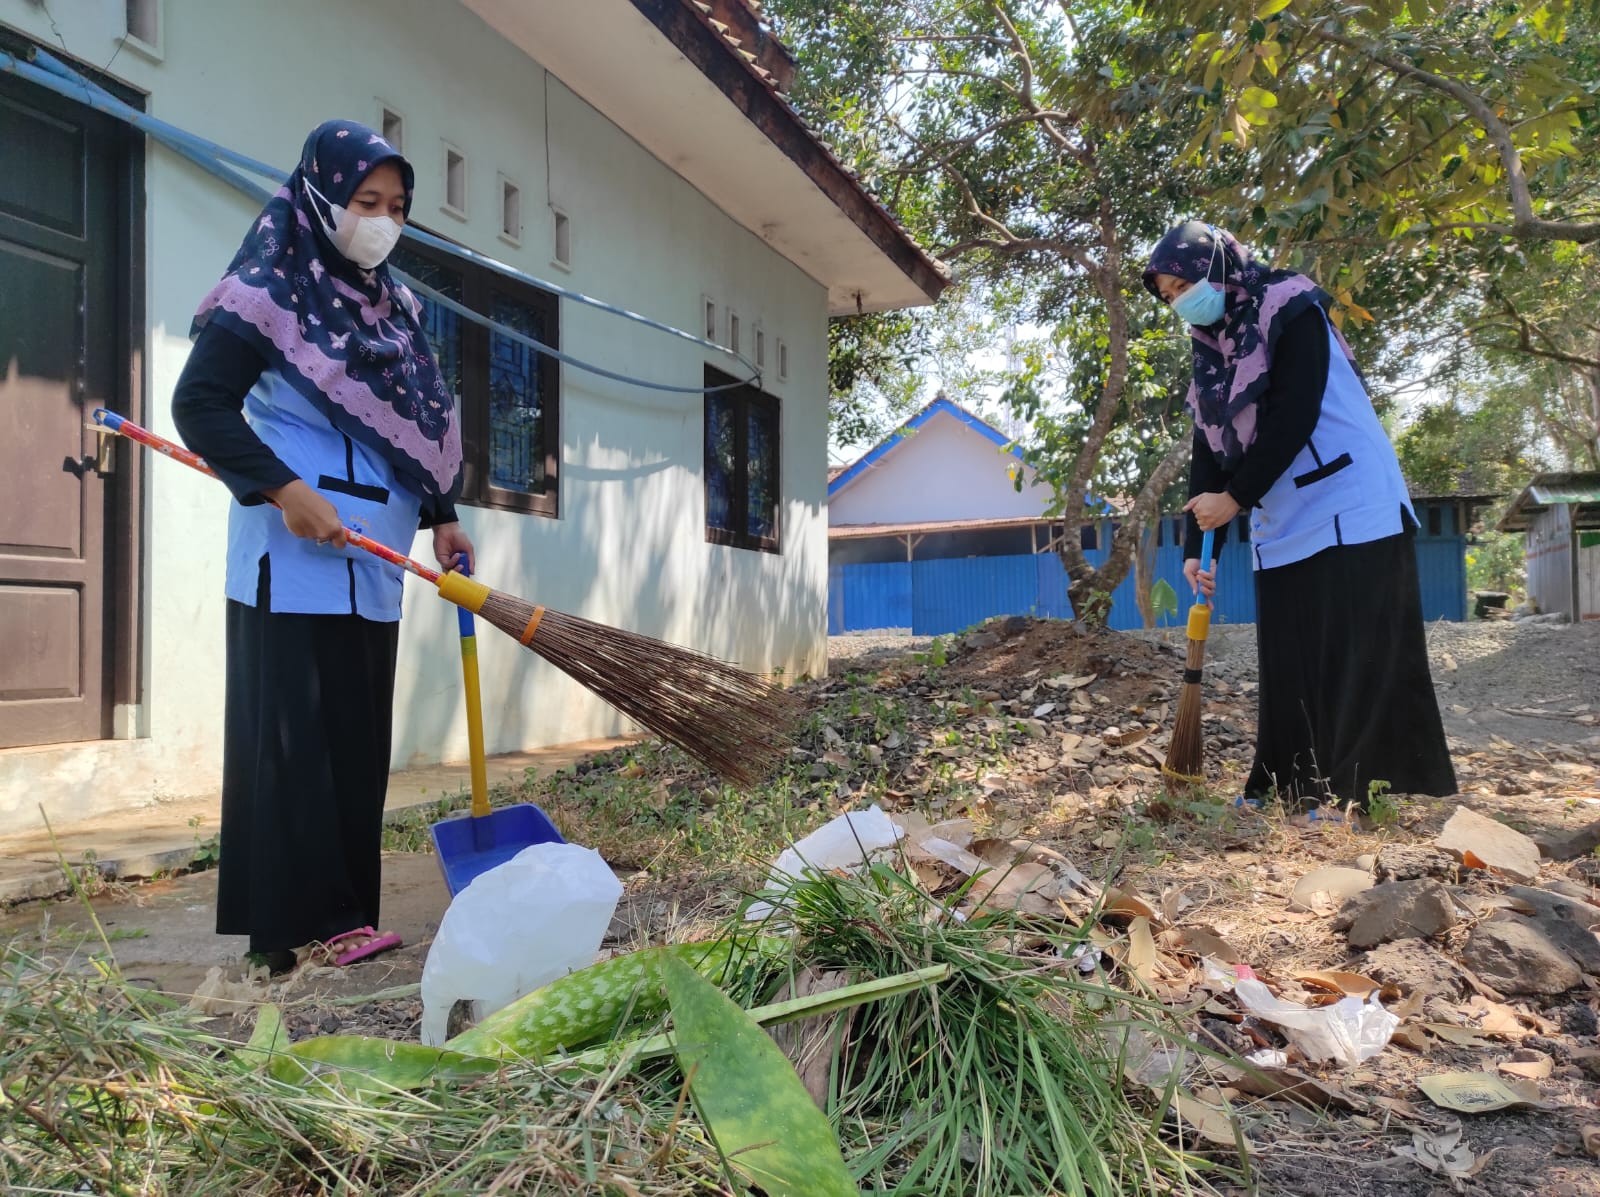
xmin=1418 ymin=1071 xmax=1544 ymax=1114
xmin=420 ymin=841 xmax=623 ymax=1046
xmin=1233 ymin=977 xmax=1397 ymax=1067
xmin=746 ymin=805 xmax=904 ymax=920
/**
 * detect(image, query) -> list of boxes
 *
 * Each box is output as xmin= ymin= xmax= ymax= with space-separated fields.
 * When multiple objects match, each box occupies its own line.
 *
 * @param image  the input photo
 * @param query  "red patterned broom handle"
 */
xmin=91 ymin=409 xmax=444 ymax=585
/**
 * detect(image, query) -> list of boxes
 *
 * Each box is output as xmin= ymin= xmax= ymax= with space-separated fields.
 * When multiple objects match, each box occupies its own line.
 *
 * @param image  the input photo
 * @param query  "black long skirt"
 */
xmin=217 ymin=563 xmax=400 ymax=953
xmin=1244 ymin=527 xmax=1457 ymax=807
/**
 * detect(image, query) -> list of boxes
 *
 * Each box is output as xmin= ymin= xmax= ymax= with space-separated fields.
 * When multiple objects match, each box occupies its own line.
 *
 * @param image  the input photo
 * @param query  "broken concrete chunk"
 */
xmin=1335 ymin=879 xmax=1460 ymax=949
xmin=1435 ymin=807 xmax=1540 ymax=883
xmin=1463 ymin=919 xmax=1582 ymax=996
xmin=1374 ymin=844 xmax=1458 ymax=883
xmin=1360 ymin=938 xmax=1471 ymax=1001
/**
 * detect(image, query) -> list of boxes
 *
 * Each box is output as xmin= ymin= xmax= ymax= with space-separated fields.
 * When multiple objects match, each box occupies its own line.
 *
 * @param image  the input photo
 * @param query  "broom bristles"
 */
xmin=1162 ymin=681 xmax=1205 ymax=786
xmin=1161 ymin=621 xmax=1211 ymax=793
xmin=477 ymin=589 xmax=805 ymax=788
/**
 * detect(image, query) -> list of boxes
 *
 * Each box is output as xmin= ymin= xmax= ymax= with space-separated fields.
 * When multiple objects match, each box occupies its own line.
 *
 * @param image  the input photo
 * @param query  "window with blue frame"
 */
xmin=704 ymin=366 xmax=780 ymax=553
xmin=390 ymin=233 xmax=560 ymax=516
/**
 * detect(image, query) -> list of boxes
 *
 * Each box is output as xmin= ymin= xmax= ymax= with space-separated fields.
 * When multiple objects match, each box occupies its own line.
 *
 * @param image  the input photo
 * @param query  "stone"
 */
xmin=1374 ymin=844 xmax=1458 ymax=883
xmin=1462 ymin=919 xmax=1582 ymax=996
xmin=1436 ymin=806 xmax=1541 ymax=882
xmin=1544 ymin=879 xmax=1600 ymax=907
xmin=1534 ymin=821 xmax=1600 ymax=862
xmin=1561 ymin=1004 xmax=1598 ymax=1038
xmin=1527 ymin=915 xmax=1600 ymax=976
xmin=1334 ymin=879 xmax=1460 ymax=949
xmin=1360 ymin=937 xmax=1470 ymax=1000
xmin=1505 ymin=885 xmax=1600 ymax=928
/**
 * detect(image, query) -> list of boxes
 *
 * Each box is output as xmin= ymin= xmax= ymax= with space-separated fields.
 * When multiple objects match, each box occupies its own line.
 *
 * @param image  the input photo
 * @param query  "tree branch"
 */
xmin=1308 ymin=23 xmax=1600 ymax=244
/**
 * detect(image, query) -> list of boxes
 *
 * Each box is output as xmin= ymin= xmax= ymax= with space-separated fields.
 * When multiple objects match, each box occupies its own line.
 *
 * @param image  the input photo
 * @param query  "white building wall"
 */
xmin=828 ymin=408 xmax=1051 ymax=527
xmin=0 ymin=0 xmax=831 ymax=827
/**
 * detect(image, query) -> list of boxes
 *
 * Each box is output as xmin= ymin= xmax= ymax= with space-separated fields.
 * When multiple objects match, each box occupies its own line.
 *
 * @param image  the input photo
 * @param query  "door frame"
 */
xmin=5 ymin=37 xmax=148 ymax=740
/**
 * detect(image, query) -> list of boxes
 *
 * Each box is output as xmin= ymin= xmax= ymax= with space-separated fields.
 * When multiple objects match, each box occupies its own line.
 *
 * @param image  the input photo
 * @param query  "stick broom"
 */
xmin=92 ymin=410 xmax=803 ymax=787
xmin=1161 ymin=528 xmax=1214 ymax=793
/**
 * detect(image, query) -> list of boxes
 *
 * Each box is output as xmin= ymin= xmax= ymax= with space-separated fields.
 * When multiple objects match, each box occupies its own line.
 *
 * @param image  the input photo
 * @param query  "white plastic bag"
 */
xmin=419 ymin=841 xmax=623 ymax=1046
xmin=1233 ymin=977 xmax=1397 ymax=1067
xmin=744 ymin=805 xmax=903 ymax=921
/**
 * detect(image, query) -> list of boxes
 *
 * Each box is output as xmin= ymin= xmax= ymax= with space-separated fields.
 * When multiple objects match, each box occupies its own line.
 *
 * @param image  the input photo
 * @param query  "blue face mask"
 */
xmin=1170 ymin=231 xmax=1226 ymax=326
xmin=1172 ymin=280 xmax=1225 ymax=326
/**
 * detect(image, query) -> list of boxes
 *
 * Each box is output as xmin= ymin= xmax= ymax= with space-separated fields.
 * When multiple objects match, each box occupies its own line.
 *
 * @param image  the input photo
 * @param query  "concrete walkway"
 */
xmin=0 ymin=738 xmax=633 ymax=904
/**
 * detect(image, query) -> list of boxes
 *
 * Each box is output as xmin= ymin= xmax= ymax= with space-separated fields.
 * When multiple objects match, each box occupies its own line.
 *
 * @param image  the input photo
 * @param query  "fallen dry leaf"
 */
xmin=1127 ymin=916 xmax=1159 ymax=984
xmin=1295 ymin=970 xmax=1384 ymax=999
xmin=1468 ymin=996 xmax=1547 ymax=1040
xmin=1159 ymin=926 xmax=1244 ymax=964
xmin=966 ymin=861 xmax=1058 ymax=916
xmin=1230 ymin=1062 xmax=1362 ymax=1110
xmin=1171 ymin=1091 xmax=1245 ymax=1149
xmin=1289 ymin=866 xmax=1374 ymax=913
xmin=1393 ymin=1125 xmax=1488 ymax=1187
xmin=1390 ymin=1024 xmax=1431 ymax=1052
xmin=1499 ymin=1055 xmax=1553 ymax=1081
xmin=1422 ymin=1023 xmax=1498 ymax=1050
xmin=1102 ymin=887 xmax=1159 ymax=923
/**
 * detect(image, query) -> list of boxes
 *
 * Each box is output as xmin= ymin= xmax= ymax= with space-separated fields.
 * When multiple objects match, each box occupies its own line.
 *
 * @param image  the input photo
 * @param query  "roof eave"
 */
xmin=632 ymin=0 xmax=948 ymax=307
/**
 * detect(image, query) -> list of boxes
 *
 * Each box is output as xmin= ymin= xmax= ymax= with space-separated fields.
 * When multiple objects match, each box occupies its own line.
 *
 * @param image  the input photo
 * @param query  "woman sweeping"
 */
xmin=1144 ymin=220 xmax=1456 ymax=810
xmin=173 ymin=120 xmax=473 ymax=973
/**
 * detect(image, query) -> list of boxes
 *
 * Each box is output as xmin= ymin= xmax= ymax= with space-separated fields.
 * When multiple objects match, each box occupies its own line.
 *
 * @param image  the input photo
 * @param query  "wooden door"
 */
xmin=0 ymin=72 xmax=123 ymax=748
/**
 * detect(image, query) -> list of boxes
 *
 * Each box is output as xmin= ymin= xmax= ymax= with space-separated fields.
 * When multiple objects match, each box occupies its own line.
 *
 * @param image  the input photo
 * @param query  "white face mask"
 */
xmin=304 ymin=179 xmax=403 ymax=269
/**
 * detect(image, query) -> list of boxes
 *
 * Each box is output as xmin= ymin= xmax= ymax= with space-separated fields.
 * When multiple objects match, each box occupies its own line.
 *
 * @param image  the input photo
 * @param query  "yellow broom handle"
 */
xmin=454 ymin=564 xmax=491 ymax=821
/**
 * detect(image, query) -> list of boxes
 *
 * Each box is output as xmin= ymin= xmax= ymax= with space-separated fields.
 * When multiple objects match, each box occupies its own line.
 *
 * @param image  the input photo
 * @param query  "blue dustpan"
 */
xmin=430 ymin=564 xmax=565 ymax=896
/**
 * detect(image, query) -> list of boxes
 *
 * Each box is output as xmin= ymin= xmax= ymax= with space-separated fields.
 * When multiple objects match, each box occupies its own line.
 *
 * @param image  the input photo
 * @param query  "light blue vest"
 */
xmin=1247 ymin=317 xmax=1414 ymax=571
xmin=225 ymin=371 xmax=421 ymax=620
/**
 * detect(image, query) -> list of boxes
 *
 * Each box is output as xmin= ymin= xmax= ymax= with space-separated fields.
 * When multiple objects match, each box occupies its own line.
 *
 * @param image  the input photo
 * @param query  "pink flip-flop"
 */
xmin=320 ymin=925 xmax=403 ymax=966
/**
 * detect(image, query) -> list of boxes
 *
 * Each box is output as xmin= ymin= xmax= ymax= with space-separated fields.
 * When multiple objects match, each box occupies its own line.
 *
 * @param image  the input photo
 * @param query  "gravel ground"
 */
xmin=831 ymin=618 xmax=1600 ymax=753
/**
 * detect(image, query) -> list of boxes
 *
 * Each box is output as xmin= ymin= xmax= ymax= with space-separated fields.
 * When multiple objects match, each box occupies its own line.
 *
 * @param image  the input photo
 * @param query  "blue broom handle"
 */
xmin=1199 ymin=528 xmax=1215 ymax=607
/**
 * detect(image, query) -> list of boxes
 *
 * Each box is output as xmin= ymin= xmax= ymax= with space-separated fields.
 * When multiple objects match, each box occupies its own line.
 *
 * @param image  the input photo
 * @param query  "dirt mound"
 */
xmin=942 ymin=616 xmax=1180 ymax=707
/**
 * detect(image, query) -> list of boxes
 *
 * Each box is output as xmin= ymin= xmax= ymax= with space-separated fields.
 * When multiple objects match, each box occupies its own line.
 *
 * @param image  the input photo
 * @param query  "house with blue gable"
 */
xmin=827 ymin=396 xmax=1490 ymax=635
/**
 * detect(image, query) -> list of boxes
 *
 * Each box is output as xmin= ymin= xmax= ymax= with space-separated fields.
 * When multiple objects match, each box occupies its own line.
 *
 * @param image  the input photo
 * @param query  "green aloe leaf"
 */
xmin=663 ymin=955 xmax=858 ymax=1197
xmin=269 ymin=1035 xmax=499 ymax=1094
xmin=447 ymin=937 xmax=781 ymax=1061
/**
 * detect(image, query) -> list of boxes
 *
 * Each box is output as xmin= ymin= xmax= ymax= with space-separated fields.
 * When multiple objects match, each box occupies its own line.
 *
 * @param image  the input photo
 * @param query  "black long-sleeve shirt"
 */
xmin=171 ymin=323 xmax=459 ymax=527
xmin=1183 ymin=306 xmax=1329 ymax=559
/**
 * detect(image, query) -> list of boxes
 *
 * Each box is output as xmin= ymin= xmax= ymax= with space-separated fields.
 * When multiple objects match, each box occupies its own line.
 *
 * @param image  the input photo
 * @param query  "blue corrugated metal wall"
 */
xmin=831 ymin=512 xmax=1468 ymax=634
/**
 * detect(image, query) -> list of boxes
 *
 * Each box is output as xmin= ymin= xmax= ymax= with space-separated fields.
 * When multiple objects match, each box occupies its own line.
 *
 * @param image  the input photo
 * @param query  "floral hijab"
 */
xmin=192 ymin=120 xmax=461 ymax=500
xmin=1143 ymin=220 xmax=1357 ymax=469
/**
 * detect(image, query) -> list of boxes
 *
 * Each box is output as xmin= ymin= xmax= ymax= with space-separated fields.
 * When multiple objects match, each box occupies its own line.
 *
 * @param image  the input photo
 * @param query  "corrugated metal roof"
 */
xmin=1532 ymin=482 xmax=1600 ymax=505
xmin=1497 ymin=471 xmax=1600 ymax=532
xmin=830 ymin=515 xmax=1064 ymax=540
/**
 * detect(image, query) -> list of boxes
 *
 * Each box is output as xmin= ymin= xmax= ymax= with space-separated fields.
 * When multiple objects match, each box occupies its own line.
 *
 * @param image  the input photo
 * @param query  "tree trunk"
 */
xmin=1058 ymin=436 xmax=1191 ymax=627
xmin=1133 ymin=520 xmax=1159 ymax=629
